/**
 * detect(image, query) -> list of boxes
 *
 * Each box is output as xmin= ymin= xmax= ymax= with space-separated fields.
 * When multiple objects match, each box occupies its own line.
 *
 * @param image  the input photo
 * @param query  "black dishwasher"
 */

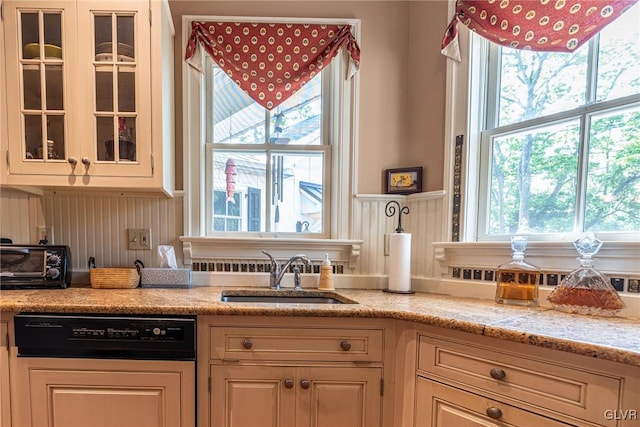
xmin=12 ymin=312 xmax=196 ymax=426
xmin=14 ymin=312 xmax=196 ymax=360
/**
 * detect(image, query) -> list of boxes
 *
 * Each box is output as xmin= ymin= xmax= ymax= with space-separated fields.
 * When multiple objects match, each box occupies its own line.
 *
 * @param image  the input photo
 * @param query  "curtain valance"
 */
xmin=442 ymin=0 xmax=638 ymax=61
xmin=185 ymin=21 xmax=361 ymax=110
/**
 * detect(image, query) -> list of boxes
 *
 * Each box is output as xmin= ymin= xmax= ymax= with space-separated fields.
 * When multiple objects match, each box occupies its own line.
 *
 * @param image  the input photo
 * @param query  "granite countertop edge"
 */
xmin=0 ymin=286 xmax=638 ymax=367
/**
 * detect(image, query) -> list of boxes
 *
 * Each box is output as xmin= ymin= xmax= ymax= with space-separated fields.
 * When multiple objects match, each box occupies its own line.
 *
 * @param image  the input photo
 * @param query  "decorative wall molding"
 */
xmin=433 ymin=240 xmax=640 ymax=276
xmin=180 ymin=236 xmax=363 ymax=269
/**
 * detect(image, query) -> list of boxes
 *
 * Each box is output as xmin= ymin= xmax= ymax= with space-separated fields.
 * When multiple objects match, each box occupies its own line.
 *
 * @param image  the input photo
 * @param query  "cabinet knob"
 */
xmin=300 ymin=379 xmax=310 ymax=390
xmin=489 ymin=368 xmax=506 ymax=380
xmin=283 ymin=379 xmax=294 ymax=389
xmin=340 ymin=340 xmax=352 ymax=351
xmin=486 ymin=407 xmax=503 ymax=419
xmin=68 ymin=157 xmax=78 ymax=165
xmin=242 ymin=338 xmax=253 ymax=349
xmin=81 ymin=157 xmax=91 ymax=166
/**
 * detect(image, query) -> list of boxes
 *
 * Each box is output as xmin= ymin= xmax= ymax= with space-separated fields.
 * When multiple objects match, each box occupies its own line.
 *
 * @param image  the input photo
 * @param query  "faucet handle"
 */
xmin=262 ymin=251 xmax=278 ymax=270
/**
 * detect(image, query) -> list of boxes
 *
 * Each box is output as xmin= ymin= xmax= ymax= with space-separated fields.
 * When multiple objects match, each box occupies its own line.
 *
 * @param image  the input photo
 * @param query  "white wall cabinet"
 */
xmin=199 ymin=316 xmax=390 ymax=427
xmin=1 ymin=0 xmax=174 ymax=195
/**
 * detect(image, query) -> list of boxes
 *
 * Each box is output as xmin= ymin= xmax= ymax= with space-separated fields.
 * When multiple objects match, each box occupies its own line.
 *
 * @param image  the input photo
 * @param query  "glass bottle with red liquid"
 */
xmin=547 ymin=234 xmax=624 ymax=317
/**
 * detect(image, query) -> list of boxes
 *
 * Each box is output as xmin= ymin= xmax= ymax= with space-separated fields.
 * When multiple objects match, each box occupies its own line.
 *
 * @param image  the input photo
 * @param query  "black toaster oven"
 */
xmin=0 ymin=245 xmax=71 ymax=289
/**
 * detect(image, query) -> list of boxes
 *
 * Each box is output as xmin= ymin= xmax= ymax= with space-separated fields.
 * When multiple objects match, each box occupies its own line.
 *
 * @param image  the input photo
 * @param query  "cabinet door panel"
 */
xmin=11 ymin=358 xmax=194 ymax=427
xmin=0 ymin=321 xmax=10 ymax=427
xmin=211 ymin=365 xmax=296 ymax=427
xmin=299 ymin=367 xmax=382 ymax=427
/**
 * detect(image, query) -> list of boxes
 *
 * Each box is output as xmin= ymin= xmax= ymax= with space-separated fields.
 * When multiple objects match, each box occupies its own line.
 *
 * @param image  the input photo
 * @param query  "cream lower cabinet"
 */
xmin=211 ymin=364 xmax=381 ymax=427
xmin=0 ymin=318 xmax=10 ymax=427
xmin=408 ymin=325 xmax=640 ymax=427
xmin=415 ymin=377 xmax=571 ymax=427
xmin=200 ymin=316 xmax=390 ymax=427
xmin=10 ymin=357 xmax=195 ymax=427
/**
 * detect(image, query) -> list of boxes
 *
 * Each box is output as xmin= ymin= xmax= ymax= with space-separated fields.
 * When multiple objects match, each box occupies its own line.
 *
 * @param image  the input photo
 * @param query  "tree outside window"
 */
xmin=480 ymin=4 xmax=640 ymax=239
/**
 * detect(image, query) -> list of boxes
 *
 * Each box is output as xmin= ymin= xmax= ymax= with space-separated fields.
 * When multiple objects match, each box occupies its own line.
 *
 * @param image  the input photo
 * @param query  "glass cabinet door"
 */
xmin=19 ymin=9 xmax=66 ymax=162
xmin=78 ymin=0 xmax=151 ymax=177
xmin=4 ymin=1 xmax=77 ymax=176
xmin=4 ymin=0 xmax=152 ymax=180
xmin=93 ymin=12 xmax=137 ymax=163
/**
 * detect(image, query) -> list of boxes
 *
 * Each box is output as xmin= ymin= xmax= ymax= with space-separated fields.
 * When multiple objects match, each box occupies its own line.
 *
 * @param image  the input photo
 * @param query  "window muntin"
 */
xmin=478 ymin=3 xmax=640 ymax=240
xmin=204 ymin=55 xmax=330 ymax=236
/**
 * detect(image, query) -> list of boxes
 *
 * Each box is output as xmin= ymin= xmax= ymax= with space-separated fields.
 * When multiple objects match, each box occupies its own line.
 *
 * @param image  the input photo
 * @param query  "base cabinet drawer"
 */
xmin=415 ymin=376 xmax=573 ymax=427
xmin=418 ymin=335 xmax=622 ymax=426
xmin=210 ymin=326 xmax=383 ymax=362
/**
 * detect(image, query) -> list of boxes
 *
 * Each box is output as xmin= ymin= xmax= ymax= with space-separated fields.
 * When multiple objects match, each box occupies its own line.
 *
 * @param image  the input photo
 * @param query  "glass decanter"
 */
xmin=495 ymin=236 xmax=540 ymax=306
xmin=547 ymin=234 xmax=624 ymax=317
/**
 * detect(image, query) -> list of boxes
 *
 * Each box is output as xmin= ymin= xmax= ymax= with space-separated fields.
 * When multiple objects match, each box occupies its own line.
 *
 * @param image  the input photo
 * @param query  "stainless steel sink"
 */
xmin=220 ymin=290 xmax=356 ymax=304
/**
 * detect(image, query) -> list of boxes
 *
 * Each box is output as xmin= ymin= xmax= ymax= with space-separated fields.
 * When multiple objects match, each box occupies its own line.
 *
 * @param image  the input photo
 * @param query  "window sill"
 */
xmin=433 ymin=240 xmax=640 ymax=277
xmin=179 ymin=236 xmax=363 ymax=269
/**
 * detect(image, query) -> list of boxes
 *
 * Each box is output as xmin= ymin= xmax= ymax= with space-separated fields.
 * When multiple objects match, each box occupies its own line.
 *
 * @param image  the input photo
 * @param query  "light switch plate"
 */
xmin=127 ymin=228 xmax=152 ymax=250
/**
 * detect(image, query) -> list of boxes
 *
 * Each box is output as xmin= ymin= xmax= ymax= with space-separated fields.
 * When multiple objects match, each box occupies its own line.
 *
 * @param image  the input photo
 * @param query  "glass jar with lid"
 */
xmin=547 ymin=234 xmax=624 ymax=317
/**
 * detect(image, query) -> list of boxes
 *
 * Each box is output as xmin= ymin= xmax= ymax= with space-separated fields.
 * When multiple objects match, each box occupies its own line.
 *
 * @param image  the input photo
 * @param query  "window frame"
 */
xmin=476 ymin=38 xmax=640 ymax=241
xmin=437 ymin=2 xmax=639 ymax=278
xmin=202 ymin=60 xmax=332 ymax=237
xmin=181 ymin=15 xmax=363 ymax=259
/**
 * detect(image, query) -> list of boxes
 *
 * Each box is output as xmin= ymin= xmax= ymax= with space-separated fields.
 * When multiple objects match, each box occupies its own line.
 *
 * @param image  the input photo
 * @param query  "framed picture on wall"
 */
xmin=385 ymin=167 xmax=423 ymax=194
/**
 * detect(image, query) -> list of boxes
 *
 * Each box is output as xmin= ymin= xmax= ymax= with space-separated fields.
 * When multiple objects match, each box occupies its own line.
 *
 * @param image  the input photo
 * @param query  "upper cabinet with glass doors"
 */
xmin=1 ymin=0 xmax=174 ymax=195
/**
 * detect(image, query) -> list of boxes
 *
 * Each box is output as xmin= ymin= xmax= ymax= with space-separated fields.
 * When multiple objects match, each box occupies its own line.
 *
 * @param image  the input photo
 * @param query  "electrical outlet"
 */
xmin=127 ymin=228 xmax=152 ymax=250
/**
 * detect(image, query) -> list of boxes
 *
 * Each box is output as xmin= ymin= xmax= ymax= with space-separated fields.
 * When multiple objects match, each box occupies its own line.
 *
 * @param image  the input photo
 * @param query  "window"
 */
xmin=474 ymin=3 xmax=640 ymax=241
xmin=182 ymin=17 xmax=360 ymax=243
xmin=203 ymin=58 xmax=329 ymax=236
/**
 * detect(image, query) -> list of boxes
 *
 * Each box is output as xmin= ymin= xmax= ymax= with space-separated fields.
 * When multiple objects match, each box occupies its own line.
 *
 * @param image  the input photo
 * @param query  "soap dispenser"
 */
xmin=318 ymin=254 xmax=334 ymax=290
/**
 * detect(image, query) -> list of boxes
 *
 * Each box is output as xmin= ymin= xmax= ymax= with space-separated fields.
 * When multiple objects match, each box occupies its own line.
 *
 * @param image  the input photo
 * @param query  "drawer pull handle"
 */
xmin=283 ymin=379 xmax=294 ymax=389
xmin=242 ymin=338 xmax=253 ymax=349
xmin=486 ymin=407 xmax=503 ymax=419
xmin=340 ymin=341 xmax=352 ymax=351
xmin=300 ymin=379 xmax=310 ymax=389
xmin=489 ymin=368 xmax=506 ymax=380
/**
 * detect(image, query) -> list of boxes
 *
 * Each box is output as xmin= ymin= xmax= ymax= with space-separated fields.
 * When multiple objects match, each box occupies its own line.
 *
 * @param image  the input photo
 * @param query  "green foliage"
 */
xmin=489 ymin=30 xmax=640 ymax=236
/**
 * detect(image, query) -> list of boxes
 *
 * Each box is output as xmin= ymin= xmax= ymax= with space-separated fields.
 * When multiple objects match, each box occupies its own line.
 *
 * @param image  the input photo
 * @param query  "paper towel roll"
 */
xmin=388 ymin=233 xmax=412 ymax=292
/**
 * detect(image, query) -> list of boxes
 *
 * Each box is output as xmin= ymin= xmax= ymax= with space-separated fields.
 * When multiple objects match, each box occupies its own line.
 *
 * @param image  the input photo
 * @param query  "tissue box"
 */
xmin=140 ymin=268 xmax=191 ymax=288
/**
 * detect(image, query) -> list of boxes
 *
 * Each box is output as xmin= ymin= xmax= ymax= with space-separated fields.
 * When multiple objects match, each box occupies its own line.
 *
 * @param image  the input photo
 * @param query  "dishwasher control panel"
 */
xmin=14 ymin=313 xmax=196 ymax=360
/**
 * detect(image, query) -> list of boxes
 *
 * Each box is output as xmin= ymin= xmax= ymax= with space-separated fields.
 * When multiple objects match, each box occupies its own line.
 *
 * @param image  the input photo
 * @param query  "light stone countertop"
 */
xmin=0 ymin=286 xmax=638 ymax=367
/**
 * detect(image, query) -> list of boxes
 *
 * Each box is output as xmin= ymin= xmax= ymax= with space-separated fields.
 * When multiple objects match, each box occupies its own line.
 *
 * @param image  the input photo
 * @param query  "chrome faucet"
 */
xmin=262 ymin=251 xmax=310 ymax=290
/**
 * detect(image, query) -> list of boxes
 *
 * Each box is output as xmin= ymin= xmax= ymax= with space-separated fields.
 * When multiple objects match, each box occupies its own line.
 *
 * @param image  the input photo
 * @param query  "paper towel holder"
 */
xmin=383 ymin=201 xmax=415 ymax=295
xmin=385 ymin=201 xmax=410 ymax=233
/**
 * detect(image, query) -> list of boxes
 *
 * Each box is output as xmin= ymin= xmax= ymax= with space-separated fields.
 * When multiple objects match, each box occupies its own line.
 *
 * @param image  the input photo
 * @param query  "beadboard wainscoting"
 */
xmin=1 ymin=190 xmax=448 ymax=287
xmin=353 ymin=192 xmax=446 ymax=278
xmin=41 ymin=192 xmax=183 ymax=278
xmin=0 ymin=188 xmax=45 ymax=244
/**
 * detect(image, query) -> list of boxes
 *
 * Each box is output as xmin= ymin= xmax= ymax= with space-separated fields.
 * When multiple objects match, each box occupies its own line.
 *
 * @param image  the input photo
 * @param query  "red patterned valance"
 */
xmin=185 ymin=21 xmax=361 ymax=110
xmin=442 ymin=0 xmax=639 ymax=61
